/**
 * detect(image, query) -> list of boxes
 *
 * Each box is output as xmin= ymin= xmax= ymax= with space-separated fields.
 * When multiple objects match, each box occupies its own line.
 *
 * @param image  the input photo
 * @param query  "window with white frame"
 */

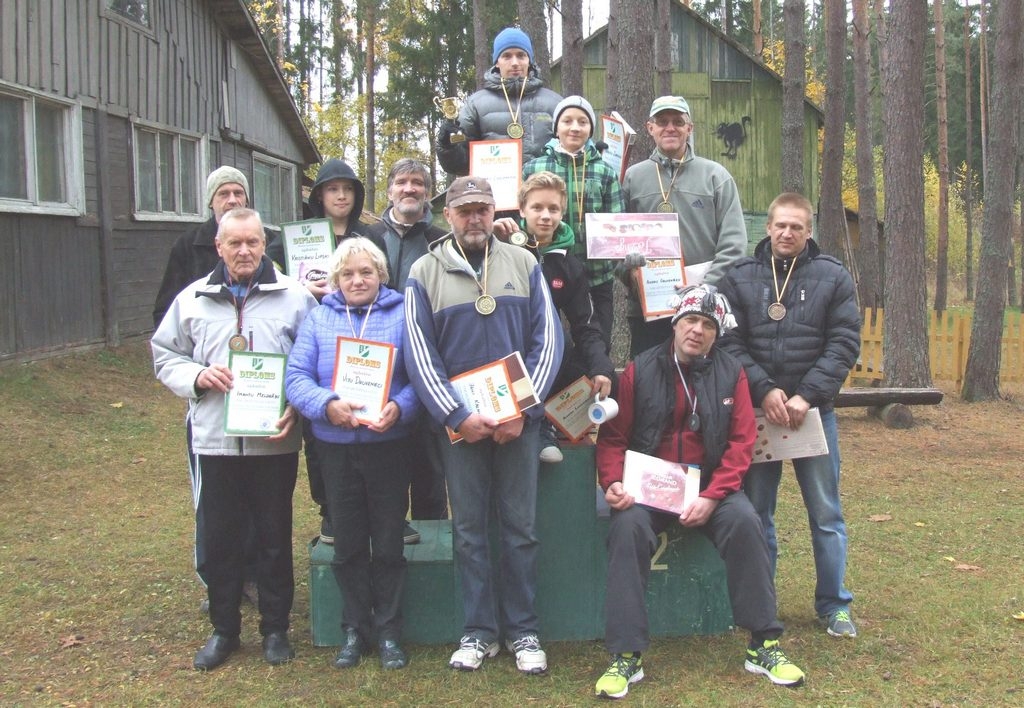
xmin=0 ymin=89 xmax=82 ymax=215
xmin=107 ymin=0 xmax=150 ymax=27
xmin=253 ymin=154 xmax=296 ymax=228
xmin=132 ymin=123 xmax=203 ymax=219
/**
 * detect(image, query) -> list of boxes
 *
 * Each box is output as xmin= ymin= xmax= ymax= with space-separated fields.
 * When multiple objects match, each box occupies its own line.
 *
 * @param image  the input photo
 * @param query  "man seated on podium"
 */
xmin=593 ymin=284 xmax=805 ymax=698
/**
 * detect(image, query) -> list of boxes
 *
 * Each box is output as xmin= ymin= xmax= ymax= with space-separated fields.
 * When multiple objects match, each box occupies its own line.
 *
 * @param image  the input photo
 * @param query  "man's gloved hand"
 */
xmin=615 ymin=252 xmax=648 ymax=288
xmin=437 ymin=119 xmax=460 ymax=149
xmin=622 ymin=252 xmax=647 ymax=270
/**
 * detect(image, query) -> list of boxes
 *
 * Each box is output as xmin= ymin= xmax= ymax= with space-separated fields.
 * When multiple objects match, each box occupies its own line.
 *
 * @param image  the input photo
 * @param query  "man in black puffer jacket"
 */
xmin=718 ymin=192 xmax=861 ymax=640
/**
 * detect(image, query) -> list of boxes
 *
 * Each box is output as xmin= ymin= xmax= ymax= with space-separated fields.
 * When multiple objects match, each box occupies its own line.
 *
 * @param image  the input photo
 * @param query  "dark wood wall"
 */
xmin=0 ymin=0 xmax=306 ymax=158
xmin=0 ymin=214 xmax=105 ymax=357
xmin=0 ymin=1 xmax=314 ymax=360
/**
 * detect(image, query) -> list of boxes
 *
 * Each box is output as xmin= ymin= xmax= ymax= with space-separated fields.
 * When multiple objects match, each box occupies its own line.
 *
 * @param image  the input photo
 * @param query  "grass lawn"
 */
xmin=0 ymin=339 xmax=1022 ymax=706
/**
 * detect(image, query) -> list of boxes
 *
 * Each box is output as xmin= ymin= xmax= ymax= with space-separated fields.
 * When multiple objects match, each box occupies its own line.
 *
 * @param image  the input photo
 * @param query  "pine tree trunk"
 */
xmin=610 ymin=0 xmax=654 ymax=163
xmin=852 ymin=0 xmax=882 ymax=309
xmin=882 ymin=0 xmax=932 ymax=388
xmin=657 ymin=0 xmax=673 ymax=95
xmin=753 ymin=0 xmax=763 ymax=57
xmin=606 ymin=0 xmax=619 ymax=115
xmin=781 ymin=0 xmax=806 ymax=193
xmin=364 ymin=1 xmax=376 ymax=210
xmin=473 ymin=0 xmax=489 ymax=85
xmin=963 ymin=2 xmax=975 ymax=301
xmin=518 ymin=0 xmax=550 ymax=77
xmin=817 ymin=0 xmax=847 ymax=261
xmin=561 ymin=0 xmax=584 ymax=97
xmin=933 ymin=0 xmax=951 ymax=312
xmin=962 ymin=0 xmax=1023 ymax=401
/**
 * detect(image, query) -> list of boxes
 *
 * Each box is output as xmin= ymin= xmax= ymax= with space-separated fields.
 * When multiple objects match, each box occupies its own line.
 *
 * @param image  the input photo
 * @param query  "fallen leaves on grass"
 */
xmin=110 ymin=402 xmax=124 ymax=408
xmin=59 ymin=634 xmax=85 ymax=649
xmin=943 ymin=557 xmax=982 ymax=572
xmin=868 ymin=514 xmax=892 ymax=522
xmin=1012 ymin=612 xmax=1024 ymax=621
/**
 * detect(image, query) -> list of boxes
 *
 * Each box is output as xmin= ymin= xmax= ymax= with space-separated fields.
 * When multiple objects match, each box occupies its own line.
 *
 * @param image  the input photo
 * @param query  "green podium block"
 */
xmin=308 ymin=519 xmax=460 ymax=646
xmin=541 ymin=443 xmax=733 ymax=640
xmin=535 ymin=442 xmax=604 ymax=640
xmin=592 ymin=519 xmax=735 ymax=637
xmin=307 ymin=443 xmax=732 ymax=645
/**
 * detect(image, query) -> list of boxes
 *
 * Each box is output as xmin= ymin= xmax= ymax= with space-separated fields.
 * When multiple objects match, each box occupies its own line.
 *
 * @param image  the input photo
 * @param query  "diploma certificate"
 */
xmin=468 ymin=139 xmax=522 ymax=211
xmin=622 ymin=450 xmax=701 ymax=516
xmin=224 ymin=351 xmax=287 ymax=436
xmin=636 ymin=259 xmax=716 ymax=320
xmin=637 ymin=259 xmax=685 ymax=321
xmin=752 ymin=407 xmax=829 ymax=463
xmin=446 ymin=352 xmax=539 ymax=443
xmin=279 ymin=219 xmax=336 ymax=284
xmin=600 ymin=111 xmax=636 ymax=184
xmin=584 ymin=213 xmax=682 ymax=259
xmin=544 ymin=376 xmax=595 ymax=443
xmin=331 ymin=337 xmax=396 ymax=424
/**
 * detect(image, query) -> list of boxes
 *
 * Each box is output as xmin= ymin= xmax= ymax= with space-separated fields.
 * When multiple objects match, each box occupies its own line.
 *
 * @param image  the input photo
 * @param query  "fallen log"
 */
xmin=834 ymin=387 xmax=944 ymax=408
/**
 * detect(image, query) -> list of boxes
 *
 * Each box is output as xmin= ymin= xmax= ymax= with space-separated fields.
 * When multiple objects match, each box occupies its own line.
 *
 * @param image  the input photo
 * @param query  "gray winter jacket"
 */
xmin=152 ymin=257 xmax=317 ymax=455
xmin=437 ymin=66 xmax=561 ymax=176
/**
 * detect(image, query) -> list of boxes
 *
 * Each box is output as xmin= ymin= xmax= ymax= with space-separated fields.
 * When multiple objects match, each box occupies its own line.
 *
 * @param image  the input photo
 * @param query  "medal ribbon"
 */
xmin=673 ymin=352 xmax=698 ymax=426
xmin=770 ymin=255 xmax=796 ymax=308
xmin=454 ymin=237 xmax=490 ymax=300
xmin=570 ymin=151 xmax=588 ymax=227
xmin=344 ymin=295 xmax=376 ymax=340
xmin=226 ymin=270 xmax=256 ymax=340
xmin=654 ymin=156 xmax=684 ymax=207
xmin=500 ymin=77 xmax=529 ymax=128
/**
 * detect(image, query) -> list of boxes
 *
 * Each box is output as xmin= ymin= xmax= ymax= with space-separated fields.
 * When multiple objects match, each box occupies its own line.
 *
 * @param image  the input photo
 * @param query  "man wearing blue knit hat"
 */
xmin=437 ymin=27 xmax=562 ymax=176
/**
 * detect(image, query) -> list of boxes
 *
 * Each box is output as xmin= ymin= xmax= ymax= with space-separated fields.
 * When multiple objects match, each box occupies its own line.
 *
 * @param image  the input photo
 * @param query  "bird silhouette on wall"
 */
xmin=715 ymin=116 xmax=752 ymax=159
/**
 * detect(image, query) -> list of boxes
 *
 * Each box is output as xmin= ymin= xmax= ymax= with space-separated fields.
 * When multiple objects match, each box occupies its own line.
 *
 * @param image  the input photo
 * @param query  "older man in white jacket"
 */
xmin=152 ymin=207 xmax=315 ymax=671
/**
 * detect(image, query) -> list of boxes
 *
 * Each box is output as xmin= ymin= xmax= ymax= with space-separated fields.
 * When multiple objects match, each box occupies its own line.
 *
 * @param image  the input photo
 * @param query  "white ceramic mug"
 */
xmin=587 ymin=394 xmax=619 ymax=424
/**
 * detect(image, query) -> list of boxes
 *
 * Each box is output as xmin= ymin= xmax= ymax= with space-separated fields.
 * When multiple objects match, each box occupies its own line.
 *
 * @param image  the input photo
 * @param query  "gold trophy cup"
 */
xmin=434 ymin=95 xmax=466 ymax=143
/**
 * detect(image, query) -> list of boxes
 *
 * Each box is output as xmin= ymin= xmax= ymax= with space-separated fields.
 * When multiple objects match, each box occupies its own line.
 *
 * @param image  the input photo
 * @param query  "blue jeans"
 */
xmin=743 ymin=408 xmax=853 ymax=618
xmin=438 ymin=418 xmax=541 ymax=643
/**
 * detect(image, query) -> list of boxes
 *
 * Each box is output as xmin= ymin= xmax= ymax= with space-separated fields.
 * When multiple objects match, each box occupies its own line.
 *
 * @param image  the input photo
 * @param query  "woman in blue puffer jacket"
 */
xmin=285 ymin=237 xmax=420 ymax=671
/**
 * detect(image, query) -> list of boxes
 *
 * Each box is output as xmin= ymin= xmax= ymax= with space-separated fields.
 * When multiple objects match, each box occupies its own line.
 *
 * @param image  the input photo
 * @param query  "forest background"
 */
xmin=243 ymin=0 xmax=1022 ymax=400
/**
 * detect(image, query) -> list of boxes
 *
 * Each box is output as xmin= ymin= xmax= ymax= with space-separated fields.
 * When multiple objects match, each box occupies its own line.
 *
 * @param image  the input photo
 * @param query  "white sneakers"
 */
xmin=505 ymin=634 xmax=548 ymax=674
xmin=449 ymin=636 xmax=499 ymax=670
xmin=448 ymin=634 xmax=548 ymax=674
xmin=539 ymin=444 xmax=564 ymax=463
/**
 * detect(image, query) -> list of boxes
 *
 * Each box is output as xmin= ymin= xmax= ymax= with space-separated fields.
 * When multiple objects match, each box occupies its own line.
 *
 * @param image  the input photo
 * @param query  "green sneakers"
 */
xmin=824 ymin=609 xmax=858 ymax=638
xmin=744 ymin=639 xmax=805 ymax=687
xmin=595 ymin=653 xmax=644 ymax=699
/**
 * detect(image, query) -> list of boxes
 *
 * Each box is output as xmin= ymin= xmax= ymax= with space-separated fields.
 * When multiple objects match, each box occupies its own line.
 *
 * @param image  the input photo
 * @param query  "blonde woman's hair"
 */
xmin=327 ymin=237 xmax=390 ymax=290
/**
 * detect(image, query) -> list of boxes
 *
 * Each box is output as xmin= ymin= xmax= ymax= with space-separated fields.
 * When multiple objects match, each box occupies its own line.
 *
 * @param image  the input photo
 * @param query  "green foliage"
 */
xmin=839 ymin=123 xmax=1022 ymax=289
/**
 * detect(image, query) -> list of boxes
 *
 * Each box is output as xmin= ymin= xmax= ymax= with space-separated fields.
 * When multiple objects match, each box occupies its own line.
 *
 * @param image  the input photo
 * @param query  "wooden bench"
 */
xmin=835 ymin=386 xmax=944 ymax=428
xmin=308 ymin=443 xmax=733 ymax=646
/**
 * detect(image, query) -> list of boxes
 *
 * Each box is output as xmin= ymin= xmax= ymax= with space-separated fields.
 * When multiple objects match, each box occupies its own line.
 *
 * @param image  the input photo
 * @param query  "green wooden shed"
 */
xmin=549 ymin=1 xmax=824 ymax=249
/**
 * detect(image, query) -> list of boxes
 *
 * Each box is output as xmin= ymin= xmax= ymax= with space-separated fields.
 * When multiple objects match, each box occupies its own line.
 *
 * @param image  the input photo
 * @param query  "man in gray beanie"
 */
xmin=155 ymin=166 xmax=255 ymax=325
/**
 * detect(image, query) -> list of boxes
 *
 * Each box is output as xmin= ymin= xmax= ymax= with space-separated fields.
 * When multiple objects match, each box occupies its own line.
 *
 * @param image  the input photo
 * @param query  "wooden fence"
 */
xmin=849 ymin=308 xmax=1024 ymax=387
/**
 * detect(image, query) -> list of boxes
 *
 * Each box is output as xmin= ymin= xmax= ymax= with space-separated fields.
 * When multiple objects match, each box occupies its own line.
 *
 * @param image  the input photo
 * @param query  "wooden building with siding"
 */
xmin=0 ymin=0 xmax=319 ymax=362
xmin=550 ymin=1 xmax=823 ymax=246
